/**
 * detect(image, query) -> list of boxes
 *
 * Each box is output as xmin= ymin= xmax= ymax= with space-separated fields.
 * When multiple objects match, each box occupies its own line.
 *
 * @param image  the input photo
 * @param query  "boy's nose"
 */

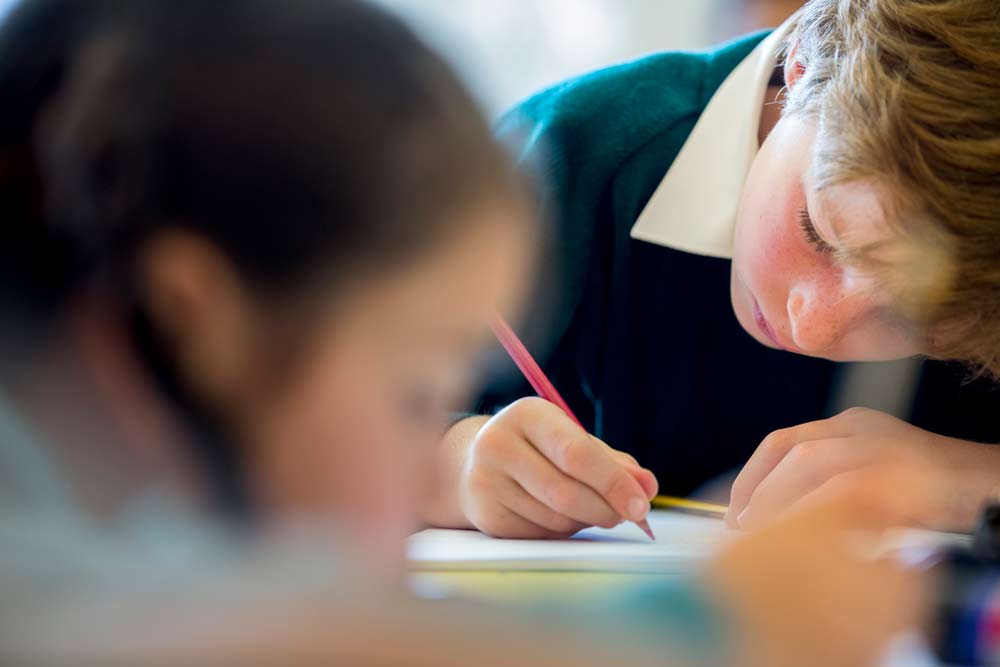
xmin=786 ymin=282 xmax=870 ymax=355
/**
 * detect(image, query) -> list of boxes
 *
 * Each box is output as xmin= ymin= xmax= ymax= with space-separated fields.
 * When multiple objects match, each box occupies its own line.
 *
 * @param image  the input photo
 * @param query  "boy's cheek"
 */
xmin=748 ymin=203 xmax=820 ymax=288
xmin=735 ymin=232 xmax=794 ymax=304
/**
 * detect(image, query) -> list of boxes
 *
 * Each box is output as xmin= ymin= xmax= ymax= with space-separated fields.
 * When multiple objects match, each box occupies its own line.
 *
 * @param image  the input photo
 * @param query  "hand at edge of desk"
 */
xmin=708 ymin=466 xmax=930 ymax=667
xmin=727 ymin=407 xmax=1000 ymax=532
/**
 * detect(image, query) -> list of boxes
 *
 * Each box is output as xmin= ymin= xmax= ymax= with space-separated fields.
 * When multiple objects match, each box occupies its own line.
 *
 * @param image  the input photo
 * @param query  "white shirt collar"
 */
xmin=629 ymin=19 xmax=795 ymax=259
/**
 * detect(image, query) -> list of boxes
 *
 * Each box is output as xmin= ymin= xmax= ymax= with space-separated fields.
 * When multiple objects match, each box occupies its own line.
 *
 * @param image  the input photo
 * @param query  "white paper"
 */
xmin=409 ymin=508 xmax=972 ymax=576
xmin=408 ymin=510 xmax=732 ymax=574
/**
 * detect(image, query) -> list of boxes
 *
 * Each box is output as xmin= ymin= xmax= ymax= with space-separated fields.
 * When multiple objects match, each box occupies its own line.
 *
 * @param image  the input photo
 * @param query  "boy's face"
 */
xmin=730 ymin=113 xmax=922 ymax=361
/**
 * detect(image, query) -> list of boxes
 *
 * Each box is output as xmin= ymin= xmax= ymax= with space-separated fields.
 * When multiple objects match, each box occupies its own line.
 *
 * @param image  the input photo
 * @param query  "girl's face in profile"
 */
xmin=729 ymin=112 xmax=927 ymax=362
xmin=241 ymin=206 xmax=531 ymax=563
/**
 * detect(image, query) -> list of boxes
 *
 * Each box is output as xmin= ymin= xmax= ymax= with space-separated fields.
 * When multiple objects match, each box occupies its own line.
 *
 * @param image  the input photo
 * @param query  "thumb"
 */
xmin=594 ymin=437 xmax=660 ymax=500
xmin=629 ymin=466 xmax=659 ymax=500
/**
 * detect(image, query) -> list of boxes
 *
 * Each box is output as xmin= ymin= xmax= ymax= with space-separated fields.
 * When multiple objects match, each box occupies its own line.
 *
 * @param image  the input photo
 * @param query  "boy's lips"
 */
xmin=752 ymin=299 xmax=788 ymax=351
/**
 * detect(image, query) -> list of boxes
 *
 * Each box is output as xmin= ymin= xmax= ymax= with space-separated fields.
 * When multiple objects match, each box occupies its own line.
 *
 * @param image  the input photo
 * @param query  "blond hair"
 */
xmin=783 ymin=0 xmax=1000 ymax=375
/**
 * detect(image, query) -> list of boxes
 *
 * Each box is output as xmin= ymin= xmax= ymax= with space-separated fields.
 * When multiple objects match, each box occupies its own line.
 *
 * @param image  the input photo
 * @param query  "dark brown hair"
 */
xmin=0 ymin=0 xmax=529 ymax=514
xmin=1 ymin=0 xmax=526 ymax=319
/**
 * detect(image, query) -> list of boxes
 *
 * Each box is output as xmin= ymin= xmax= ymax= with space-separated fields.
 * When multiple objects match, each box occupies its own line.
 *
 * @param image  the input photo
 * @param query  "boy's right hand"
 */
xmin=456 ymin=398 xmax=658 ymax=538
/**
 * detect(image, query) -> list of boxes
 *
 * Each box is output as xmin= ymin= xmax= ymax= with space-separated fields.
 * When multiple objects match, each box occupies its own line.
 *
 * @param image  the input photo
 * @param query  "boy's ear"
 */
xmin=783 ymin=41 xmax=806 ymax=90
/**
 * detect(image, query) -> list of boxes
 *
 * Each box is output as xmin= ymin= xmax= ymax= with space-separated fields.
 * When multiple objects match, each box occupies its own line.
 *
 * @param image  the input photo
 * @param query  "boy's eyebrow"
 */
xmin=823 ymin=209 xmax=850 ymax=248
xmin=802 ymin=183 xmax=846 ymax=248
xmin=806 ymin=176 xmax=898 ymax=256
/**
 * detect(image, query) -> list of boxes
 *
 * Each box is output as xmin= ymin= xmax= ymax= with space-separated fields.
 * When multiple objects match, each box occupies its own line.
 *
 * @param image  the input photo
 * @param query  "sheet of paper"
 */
xmin=410 ymin=509 xmax=971 ymax=575
xmin=409 ymin=510 xmax=732 ymax=574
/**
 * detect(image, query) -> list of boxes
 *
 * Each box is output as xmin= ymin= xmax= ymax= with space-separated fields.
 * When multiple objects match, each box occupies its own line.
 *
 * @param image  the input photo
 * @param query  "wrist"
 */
xmin=418 ymin=415 xmax=489 ymax=529
xmin=938 ymin=438 xmax=1000 ymax=531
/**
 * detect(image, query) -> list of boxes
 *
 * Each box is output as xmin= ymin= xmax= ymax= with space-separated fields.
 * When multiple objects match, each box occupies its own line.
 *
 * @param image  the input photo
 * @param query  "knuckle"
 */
xmin=759 ymin=427 xmax=794 ymax=455
xmin=729 ymin=474 xmax=747 ymax=498
xmin=613 ymin=449 xmax=639 ymax=466
xmin=506 ymin=396 xmax=548 ymax=419
xmin=471 ymin=429 xmax=514 ymax=463
xmin=838 ymin=406 xmax=872 ymax=420
xmin=542 ymin=481 xmax=577 ymax=514
xmin=602 ymin=469 xmax=634 ymax=502
xmin=797 ymin=438 xmax=825 ymax=457
xmin=555 ymin=437 xmax=590 ymax=472
xmin=785 ymin=440 xmax=832 ymax=479
xmin=783 ymin=440 xmax=816 ymax=468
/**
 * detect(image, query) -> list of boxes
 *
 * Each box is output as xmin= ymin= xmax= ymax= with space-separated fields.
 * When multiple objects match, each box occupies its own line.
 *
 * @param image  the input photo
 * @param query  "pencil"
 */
xmin=490 ymin=314 xmax=657 ymax=540
xmin=651 ymin=495 xmax=728 ymax=516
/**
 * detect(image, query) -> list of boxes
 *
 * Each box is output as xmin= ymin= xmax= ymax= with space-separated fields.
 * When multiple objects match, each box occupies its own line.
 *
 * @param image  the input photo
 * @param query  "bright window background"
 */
xmin=0 ymin=0 xmax=800 ymax=116
xmin=375 ymin=0 xmax=801 ymax=116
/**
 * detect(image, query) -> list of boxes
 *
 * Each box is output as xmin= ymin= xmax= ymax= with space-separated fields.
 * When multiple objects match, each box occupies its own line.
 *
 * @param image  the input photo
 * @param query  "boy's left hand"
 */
xmin=727 ymin=407 xmax=1000 ymax=531
xmin=710 ymin=463 xmax=930 ymax=667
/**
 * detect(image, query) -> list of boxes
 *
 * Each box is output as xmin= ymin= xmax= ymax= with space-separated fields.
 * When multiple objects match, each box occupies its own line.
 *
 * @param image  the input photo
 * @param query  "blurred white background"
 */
xmin=0 ymin=0 xmax=802 ymax=116
xmin=376 ymin=0 xmax=803 ymax=115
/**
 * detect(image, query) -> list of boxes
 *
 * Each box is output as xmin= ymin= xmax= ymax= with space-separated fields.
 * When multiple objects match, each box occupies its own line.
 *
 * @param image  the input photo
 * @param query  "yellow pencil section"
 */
xmin=650 ymin=496 xmax=728 ymax=516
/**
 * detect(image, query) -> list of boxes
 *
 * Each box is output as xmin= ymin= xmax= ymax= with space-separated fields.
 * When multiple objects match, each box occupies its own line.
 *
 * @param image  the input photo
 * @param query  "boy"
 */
xmin=421 ymin=0 xmax=1000 ymax=537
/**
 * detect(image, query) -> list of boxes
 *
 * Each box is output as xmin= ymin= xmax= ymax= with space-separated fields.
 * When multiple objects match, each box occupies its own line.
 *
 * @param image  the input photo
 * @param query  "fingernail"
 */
xmin=628 ymin=497 xmax=648 ymax=522
xmin=736 ymin=509 xmax=749 ymax=529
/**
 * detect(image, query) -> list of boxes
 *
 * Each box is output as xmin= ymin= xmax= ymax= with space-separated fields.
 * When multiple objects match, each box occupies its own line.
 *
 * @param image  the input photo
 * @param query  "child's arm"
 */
xmin=726 ymin=407 xmax=1000 ymax=531
xmin=421 ymin=54 xmax=709 ymax=537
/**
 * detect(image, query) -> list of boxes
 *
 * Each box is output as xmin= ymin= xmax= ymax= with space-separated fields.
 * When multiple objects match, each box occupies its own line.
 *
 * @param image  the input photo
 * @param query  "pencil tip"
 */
xmin=639 ymin=519 xmax=656 ymax=541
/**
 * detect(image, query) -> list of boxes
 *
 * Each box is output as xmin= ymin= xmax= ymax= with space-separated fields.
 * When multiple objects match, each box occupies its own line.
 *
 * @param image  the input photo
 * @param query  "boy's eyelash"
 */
xmin=797 ymin=207 xmax=834 ymax=256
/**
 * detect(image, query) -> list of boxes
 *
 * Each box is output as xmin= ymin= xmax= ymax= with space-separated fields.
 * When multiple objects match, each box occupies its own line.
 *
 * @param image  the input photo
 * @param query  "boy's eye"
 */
xmin=797 ymin=207 xmax=834 ymax=256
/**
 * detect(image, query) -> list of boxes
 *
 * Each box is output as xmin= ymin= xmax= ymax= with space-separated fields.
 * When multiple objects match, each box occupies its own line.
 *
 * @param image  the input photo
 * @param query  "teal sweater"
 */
xmin=479 ymin=32 xmax=845 ymax=495
xmin=498 ymin=31 xmax=770 ymax=263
